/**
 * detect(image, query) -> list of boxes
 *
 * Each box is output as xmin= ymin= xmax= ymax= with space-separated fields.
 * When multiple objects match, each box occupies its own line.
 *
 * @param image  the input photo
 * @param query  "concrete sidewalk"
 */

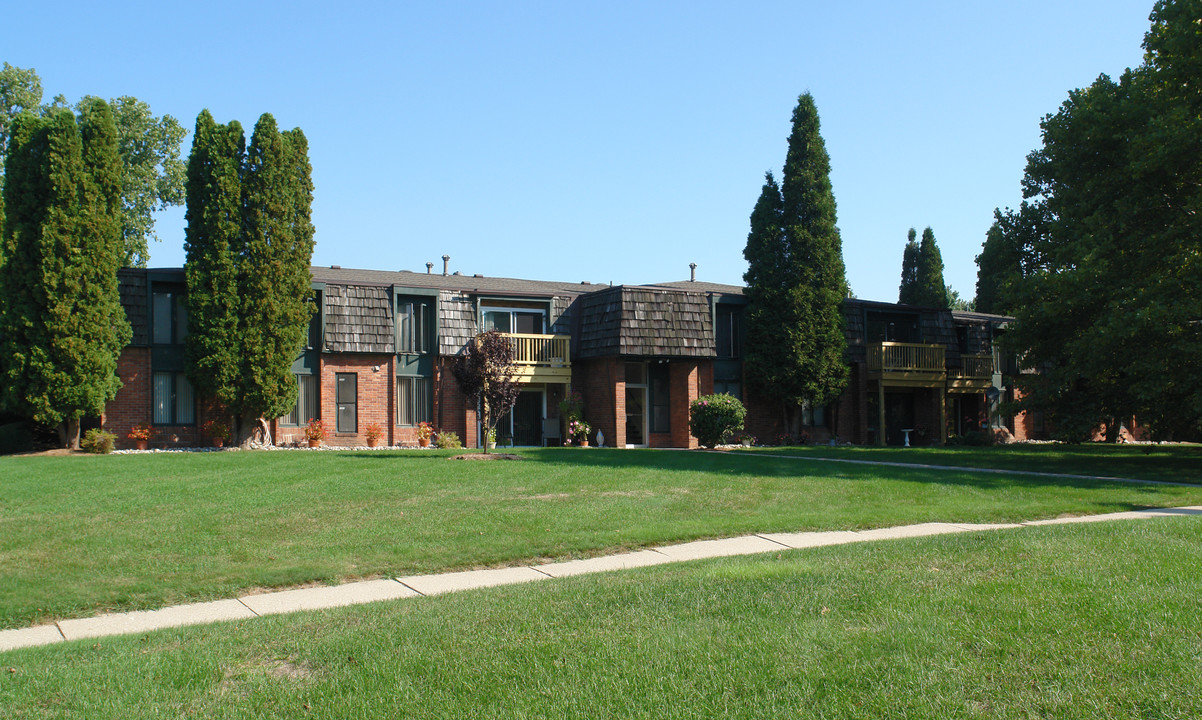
xmin=3 ymin=505 xmax=1200 ymax=653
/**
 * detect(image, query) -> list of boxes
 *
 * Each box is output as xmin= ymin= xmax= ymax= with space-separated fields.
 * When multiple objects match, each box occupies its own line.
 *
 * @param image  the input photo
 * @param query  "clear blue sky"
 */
xmin=3 ymin=1 xmax=1153 ymax=302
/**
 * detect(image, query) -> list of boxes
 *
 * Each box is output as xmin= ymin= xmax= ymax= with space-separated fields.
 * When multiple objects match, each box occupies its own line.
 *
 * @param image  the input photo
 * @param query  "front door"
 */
xmin=495 ymin=390 xmax=544 ymax=447
xmin=625 ymin=386 xmax=647 ymax=446
xmin=884 ymin=392 xmax=914 ymax=446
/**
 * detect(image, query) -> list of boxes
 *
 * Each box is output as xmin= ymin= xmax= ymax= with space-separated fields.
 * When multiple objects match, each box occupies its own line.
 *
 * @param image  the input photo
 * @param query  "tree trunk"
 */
xmin=481 ymin=398 xmax=491 ymax=455
xmin=59 ymin=418 xmax=82 ymax=449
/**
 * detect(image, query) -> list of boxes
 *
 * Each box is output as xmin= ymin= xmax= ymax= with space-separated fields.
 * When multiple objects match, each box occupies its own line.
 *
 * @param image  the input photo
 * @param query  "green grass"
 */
xmin=744 ymin=442 xmax=1202 ymax=482
xmin=2 ymin=518 xmax=1200 ymax=718
xmin=2 ymin=446 xmax=1201 ymax=630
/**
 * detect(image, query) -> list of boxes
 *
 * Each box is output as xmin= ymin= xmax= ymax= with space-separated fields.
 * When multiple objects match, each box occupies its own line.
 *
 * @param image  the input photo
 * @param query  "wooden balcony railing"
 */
xmin=505 ymin=333 xmax=570 ymax=368
xmin=949 ymin=354 xmax=994 ymax=380
xmin=867 ymin=342 xmax=945 ymax=373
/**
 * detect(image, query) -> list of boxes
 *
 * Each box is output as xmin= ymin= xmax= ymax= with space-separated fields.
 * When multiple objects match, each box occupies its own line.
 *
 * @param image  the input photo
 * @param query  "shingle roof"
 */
xmin=641 ymin=280 xmax=745 ymax=295
xmin=576 ymin=286 xmax=715 ymax=359
xmin=310 ymin=266 xmax=594 ymax=297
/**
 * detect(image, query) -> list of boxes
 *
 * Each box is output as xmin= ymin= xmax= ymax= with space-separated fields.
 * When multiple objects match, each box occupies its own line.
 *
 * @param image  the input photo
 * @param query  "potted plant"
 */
xmin=416 ymin=421 xmax=433 ymax=448
xmin=128 ymin=423 xmax=153 ymax=451
xmin=304 ymin=418 xmax=327 ymax=448
xmin=364 ymin=422 xmax=384 ymax=448
xmin=203 ymin=420 xmax=231 ymax=448
xmin=735 ymin=432 xmax=756 ymax=447
xmin=568 ymin=419 xmax=592 ymax=447
xmin=485 ymin=427 xmax=496 ymax=450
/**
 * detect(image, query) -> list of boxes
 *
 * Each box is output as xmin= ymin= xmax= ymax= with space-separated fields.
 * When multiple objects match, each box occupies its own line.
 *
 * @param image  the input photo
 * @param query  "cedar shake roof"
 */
xmin=576 ymin=286 xmax=715 ymax=359
xmin=640 ymin=280 xmax=745 ymax=295
xmin=324 ymin=284 xmax=393 ymax=353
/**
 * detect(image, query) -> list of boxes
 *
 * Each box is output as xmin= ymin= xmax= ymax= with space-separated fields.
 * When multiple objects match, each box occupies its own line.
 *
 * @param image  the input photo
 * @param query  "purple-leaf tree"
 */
xmin=451 ymin=330 xmax=521 ymax=454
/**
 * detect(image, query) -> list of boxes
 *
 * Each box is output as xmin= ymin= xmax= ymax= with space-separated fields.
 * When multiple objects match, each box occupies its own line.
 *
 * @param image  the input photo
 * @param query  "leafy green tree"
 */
xmin=0 ymin=65 xmax=185 ymax=266
xmin=974 ymin=206 xmax=1036 ymax=315
xmin=0 ymin=101 xmax=130 ymax=447
xmin=0 ymin=63 xmax=42 ymax=170
xmin=185 ymin=112 xmax=315 ymax=445
xmin=1004 ymin=0 xmax=1202 ymax=440
xmin=743 ymin=93 xmax=848 ymax=434
xmin=898 ymin=228 xmax=920 ymax=304
xmin=81 ymin=96 xmax=186 ymax=267
xmin=184 ymin=111 xmax=245 ymax=415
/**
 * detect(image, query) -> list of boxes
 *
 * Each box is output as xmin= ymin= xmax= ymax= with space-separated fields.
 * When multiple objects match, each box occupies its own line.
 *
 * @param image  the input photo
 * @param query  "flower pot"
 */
xmin=367 ymin=437 xmax=380 ymax=448
xmin=213 ymin=438 xmax=224 ymax=449
xmin=580 ymin=439 xmax=589 ymax=447
xmin=308 ymin=439 xmax=321 ymax=448
xmin=418 ymin=437 xmax=430 ymax=448
xmin=136 ymin=440 xmax=148 ymax=451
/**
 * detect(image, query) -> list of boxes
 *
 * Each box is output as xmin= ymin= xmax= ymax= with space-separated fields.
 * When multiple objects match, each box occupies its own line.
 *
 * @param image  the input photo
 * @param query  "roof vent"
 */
xmin=581 ymin=280 xmax=591 ymax=285
xmin=330 ymin=264 xmax=341 ymax=270
xmin=689 ymin=262 xmax=697 ymax=282
xmin=473 ymin=273 xmax=482 ymax=278
xmin=426 ymin=262 xmax=433 ymax=274
xmin=442 ymin=255 xmax=450 ymax=276
xmin=453 ymin=271 xmax=461 ymax=276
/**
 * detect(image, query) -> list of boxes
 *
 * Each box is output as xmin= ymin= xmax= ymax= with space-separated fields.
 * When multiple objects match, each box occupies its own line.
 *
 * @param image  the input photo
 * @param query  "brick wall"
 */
xmin=317 ymin=353 xmax=394 ymax=447
xmin=668 ymin=360 xmax=700 ymax=449
xmin=103 ymin=347 xmax=219 ymax=449
xmin=576 ymin=357 xmax=620 ymax=447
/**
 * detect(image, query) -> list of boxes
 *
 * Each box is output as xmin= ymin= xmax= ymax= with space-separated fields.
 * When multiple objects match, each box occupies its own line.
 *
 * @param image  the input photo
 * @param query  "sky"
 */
xmin=3 ymin=1 xmax=1154 ymax=302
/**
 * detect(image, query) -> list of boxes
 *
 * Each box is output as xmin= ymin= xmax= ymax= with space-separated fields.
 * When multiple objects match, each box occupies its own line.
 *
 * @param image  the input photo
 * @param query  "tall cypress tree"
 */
xmin=914 ymin=227 xmax=950 ymax=308
xmin=0 ymin=101 xmax=129 ymax=447
xmin=185 ymin=112 xmax=315 ymax=444
xmin=744 ymin=93 xmax=849 ymax=433
xmin=743 ymin=172 xmax=789 ymax=394
xmin=184 ymin=111 xmax=245 ymax=412
xmin=898 ymin=227 xmax=920 ymax=304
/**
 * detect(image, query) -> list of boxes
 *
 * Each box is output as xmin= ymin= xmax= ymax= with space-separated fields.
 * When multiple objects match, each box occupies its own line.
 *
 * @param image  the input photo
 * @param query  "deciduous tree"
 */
xmin=1003 ymin=0 xmax=1202 ymax=440
xmin=451 ymin=330 xmax=521 ymax=454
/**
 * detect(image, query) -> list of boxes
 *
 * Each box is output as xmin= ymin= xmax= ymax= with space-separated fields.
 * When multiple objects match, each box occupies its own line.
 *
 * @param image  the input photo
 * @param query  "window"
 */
xmin=336 ymin=373 xmax=357 ymax=433
xmin=397 ymin=376 xmax=432 ymax=426
xmin=714 ymin=380 xmax=742 ymax=400
xmin=715 ymin=304 xmax=743 ymax=359
xmin=152 ymin=372 xmax=195 ymax=425
xmin=152 ymin=290 xmax=188 ymax=345
xmin=649 ymin=364 xmax=670 ymax=433
xmin=802 ymin=402 xmax=825 ymax=427
xmin=398 ymin=297 xmax=432 ymax=354
xmin=281 ymin=374 xmax=318 ymax=426
xmin=482 ymin=307 xmax=545 ymax=334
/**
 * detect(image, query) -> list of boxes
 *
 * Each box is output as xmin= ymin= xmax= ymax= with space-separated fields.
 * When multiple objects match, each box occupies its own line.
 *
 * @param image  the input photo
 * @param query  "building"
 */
xmin=104 ymin=265 xmax=1026 ymax=449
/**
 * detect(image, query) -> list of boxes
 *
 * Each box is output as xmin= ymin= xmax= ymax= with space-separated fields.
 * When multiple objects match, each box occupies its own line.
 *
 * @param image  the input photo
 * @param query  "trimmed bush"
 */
xmin=689 ymin=394 xmax=747 ymax=449
xmin=81 ymin=429 xmax=117 ymax=454
xmin=435 ymin=430 xmax=463 ymax=449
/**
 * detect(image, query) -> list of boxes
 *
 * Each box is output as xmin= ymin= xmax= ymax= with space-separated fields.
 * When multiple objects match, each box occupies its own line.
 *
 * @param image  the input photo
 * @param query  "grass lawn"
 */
xmin=2 ymin=446 xmax=1201 ymax=630
xmin=2 ymin=518 xmax=1199 ymax=718
xmin=743 ymin=442 xmax=1202 ymax=482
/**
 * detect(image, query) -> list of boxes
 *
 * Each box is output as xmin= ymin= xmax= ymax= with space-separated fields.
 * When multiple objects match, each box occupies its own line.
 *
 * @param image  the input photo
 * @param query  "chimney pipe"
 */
xmin=442 ymin=255 xmax=450 ymax=276
xmin=426 ymin=262 xmax=433 ymax=274
xmin=689 ymin=262 xmax=697 ymax=282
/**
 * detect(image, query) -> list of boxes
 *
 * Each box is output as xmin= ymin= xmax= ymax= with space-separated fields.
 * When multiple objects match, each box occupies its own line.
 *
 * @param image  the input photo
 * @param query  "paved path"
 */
xmin=3 ymin=504 xmax=1200 ymax=654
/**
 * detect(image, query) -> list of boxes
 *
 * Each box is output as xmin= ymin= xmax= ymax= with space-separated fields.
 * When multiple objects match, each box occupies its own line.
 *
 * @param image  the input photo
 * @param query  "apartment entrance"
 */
xmin=495 ymin=390 xmax=544 ymax=447
xmin=884 ymin=391 xmax=915 ymax=446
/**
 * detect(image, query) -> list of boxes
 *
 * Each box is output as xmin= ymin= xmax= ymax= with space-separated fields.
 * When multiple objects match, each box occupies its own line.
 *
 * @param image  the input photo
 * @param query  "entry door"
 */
xmin=884 ymin=392 xmax=914 ymax=446
xmin=513 ymin=391 xmax=543 ymax=446
xmin=625 ymin=386 xmax=647 ymax=446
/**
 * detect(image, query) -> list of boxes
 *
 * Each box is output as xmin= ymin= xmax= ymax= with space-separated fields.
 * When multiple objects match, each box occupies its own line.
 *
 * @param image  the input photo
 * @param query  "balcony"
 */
xmin=948 ymin=354 xmax=994 ymax=391
xmin=505 ymin=333 xmax=571 ymax=383
xmin=867 ymin=342 xmax=946 ymax=386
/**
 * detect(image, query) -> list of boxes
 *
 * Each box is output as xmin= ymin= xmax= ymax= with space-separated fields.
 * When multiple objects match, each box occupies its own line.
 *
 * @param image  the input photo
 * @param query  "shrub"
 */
xmin=434 ymin=430 xmax=462 ymax=449
xmin=0 ymin=421 xmax=33 ymax=455
xmin=81 ymin=429 xmax=117 ymax=454
xmin=689 ymin=393 xmax=747 ymax=449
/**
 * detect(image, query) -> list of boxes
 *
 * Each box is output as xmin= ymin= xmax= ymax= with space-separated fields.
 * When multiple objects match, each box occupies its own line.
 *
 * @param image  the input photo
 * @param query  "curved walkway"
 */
xmin=3 ymin=504 xmax=1200 ymax=654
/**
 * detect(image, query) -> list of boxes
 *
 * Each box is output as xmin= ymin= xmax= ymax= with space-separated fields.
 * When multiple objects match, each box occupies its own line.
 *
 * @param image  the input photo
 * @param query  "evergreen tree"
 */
xmin=974 ymin=207 xmax=1034 ymax=315
xmin=0 ymin=101 xmax=130 ymax=447
xmin=184 ymin=111 xmax=245 ymax=413
xmin=898 ymin=227 xmax=920 ymax=304
xmin=743 ymin=93 xmax=848 ymax=434
xmin=913 ymin=227 xmax=950 ymax=308
xmin=185 ymin=112 xmax=315 ymax=445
